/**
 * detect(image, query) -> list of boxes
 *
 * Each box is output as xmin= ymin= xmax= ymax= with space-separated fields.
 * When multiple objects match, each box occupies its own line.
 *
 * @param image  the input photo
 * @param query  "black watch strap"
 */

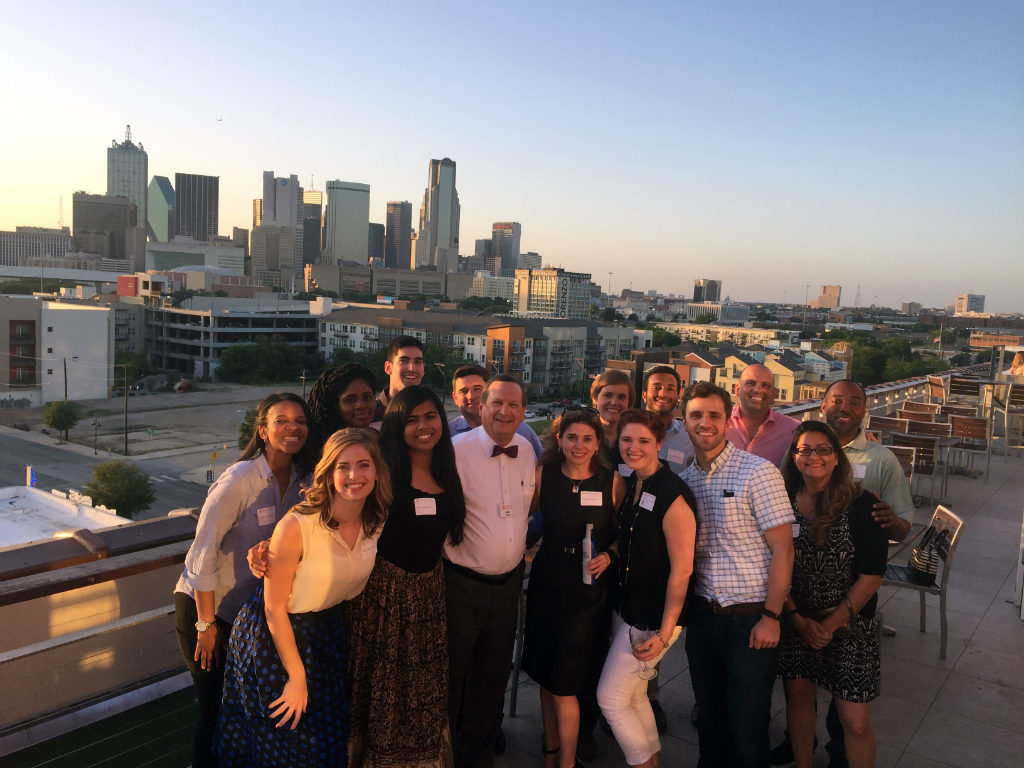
xmin=762 ymin=607 xmax=782 ymax=621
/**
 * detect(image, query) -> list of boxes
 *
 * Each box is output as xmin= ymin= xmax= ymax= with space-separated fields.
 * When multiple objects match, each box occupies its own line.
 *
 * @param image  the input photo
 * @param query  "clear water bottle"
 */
xmin=582 ymin=523 xmax=595 ymax=585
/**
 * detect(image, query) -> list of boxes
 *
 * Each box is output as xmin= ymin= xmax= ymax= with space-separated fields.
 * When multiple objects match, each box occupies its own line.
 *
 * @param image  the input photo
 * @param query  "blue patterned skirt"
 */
xmin=217 ymin=586 xmax=349 ymax=767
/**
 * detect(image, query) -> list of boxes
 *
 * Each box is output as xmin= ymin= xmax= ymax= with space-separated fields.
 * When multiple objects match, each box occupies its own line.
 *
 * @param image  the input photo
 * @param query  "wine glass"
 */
xmin=629 ymin=623 xmax=658 ymax=680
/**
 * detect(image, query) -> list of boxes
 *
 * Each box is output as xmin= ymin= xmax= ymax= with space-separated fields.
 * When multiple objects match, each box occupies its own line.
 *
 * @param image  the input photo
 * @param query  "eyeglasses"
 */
xmin=794 ymin=445 xmax=835 ymax=457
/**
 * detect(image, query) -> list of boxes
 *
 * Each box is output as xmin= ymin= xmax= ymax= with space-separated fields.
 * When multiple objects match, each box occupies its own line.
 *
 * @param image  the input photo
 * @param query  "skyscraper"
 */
xmin=147 ymin=176 xmax=174 ymax=242
xmin=367 ymin=223 xmax=385 ymax=266
xmin=262 ymin=172 xmax=303 ymax=227
xmin=815 ymin=285 xmax=842 ymax=309
xmin=174 ymin=173 xmax=219 ymax=241
xmin=107 ymin=125 xmax=148 ymax=234
xmin=492 ymin=222 xmax=521 ymax=277
xmin=302 ymin=190 xmax=323 ymax=266
xmin=72 ymin=192 xmax=136 ymax=260
xmin=693 ymin=278 xmax=722 ymax=303
xmin=385 ymin=201 xmax=412 ymax=269
xmin=324 ymin=180 xmax=370 ymax=265
xmin=954 ymin=293 xmax=985 ymax=314
xmin=416 ymin=158 xmax=460 ymax=271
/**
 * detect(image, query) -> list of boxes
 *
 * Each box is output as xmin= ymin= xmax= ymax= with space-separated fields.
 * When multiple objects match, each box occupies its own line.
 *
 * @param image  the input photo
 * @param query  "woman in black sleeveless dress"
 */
xmin=523 ymin=409 xmax=625 ymax=768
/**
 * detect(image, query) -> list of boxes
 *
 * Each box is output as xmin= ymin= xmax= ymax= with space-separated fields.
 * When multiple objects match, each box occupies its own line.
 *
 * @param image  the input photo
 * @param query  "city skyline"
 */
xmin=2 ymin=1 xmax=1021 ymax=312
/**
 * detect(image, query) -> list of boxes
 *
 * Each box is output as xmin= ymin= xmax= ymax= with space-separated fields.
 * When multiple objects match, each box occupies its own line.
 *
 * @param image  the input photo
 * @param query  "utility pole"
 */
xmin=300 ymin=369 xmax=308 ymax=398
xmin=64 ymin=358 xmax=68 ymax=401
xmin=123 ymin=364 xmax=129 ymax=456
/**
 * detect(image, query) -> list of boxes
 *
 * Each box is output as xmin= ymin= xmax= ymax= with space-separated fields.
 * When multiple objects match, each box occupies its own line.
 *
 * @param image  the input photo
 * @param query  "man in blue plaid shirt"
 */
xmin=680 ymin=381 xmax=795 ymax=768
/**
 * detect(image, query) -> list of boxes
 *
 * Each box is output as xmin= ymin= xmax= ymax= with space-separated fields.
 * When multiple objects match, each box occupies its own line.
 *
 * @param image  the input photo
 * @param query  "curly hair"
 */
xmin=290 ymin=428 xmax=392 ymax=537
xmin=780 ymin=420 xmax=857 ymax=547
xmin=378 ymin=386 xmax=467 ymax=545
xmin=307 ymin=364 xmax=378 ymax=456
xmin=238 ymin=392 xmax=316 ymax=476
xmin=540 ymin=408 xmax=610 ymax=476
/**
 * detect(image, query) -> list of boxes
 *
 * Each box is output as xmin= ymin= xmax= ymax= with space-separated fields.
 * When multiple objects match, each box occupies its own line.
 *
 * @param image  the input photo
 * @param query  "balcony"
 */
xmin=3 ymin=367 xmax=1023 ymax=767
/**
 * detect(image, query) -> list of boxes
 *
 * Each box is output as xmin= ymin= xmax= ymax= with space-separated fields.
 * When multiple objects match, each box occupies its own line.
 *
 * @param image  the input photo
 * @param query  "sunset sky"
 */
xmin=3 ymin=1 xmax=1022 ymax=312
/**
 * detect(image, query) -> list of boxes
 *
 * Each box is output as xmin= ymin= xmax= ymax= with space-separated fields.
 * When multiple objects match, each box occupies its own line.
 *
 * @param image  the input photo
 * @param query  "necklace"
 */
xmin=621 ymin=476 xmax=646 ymax=585
xmin=562 ymin=467 xmax=590 ymax=493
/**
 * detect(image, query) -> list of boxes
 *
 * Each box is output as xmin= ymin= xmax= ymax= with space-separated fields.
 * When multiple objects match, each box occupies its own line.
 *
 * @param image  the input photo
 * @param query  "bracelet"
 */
xmin=603 ymin=549 xmax=618 ymax=565
xmin=655 ymin=629 xmax=669 ymax=648
xmin=844 ymin=596 xmax=856 ymax=625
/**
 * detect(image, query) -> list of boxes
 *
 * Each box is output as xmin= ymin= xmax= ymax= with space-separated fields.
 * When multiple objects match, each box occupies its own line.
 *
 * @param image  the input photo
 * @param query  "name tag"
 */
xmin=256 ymin=507 xmax=275 ymax=527
xmin=414 ymin=497 xmax=437 ymax=516
xmin=618 ymin=463 xmax=632 ymax=477
xmin=580 ymin=491 xmax=602 ymax=507
xmin=640 ymin=492 xmax=656 ymax=511
xmin=852 ymin=463 xmax=866 ymax=480
xmin=499 ymin=503 xmax=514 ymax=518
xmin=792 ymin=523 xmax=801 ymax=538
xmin=667 ymin=448 xmax=686 ymax=464
xmin=361 ymin=538 xmax=377 ymax=559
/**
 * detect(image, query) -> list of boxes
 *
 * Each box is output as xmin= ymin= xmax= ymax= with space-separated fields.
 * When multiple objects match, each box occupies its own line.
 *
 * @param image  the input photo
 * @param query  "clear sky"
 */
xmin=3 ymin=1 xmax=1022 ymax=313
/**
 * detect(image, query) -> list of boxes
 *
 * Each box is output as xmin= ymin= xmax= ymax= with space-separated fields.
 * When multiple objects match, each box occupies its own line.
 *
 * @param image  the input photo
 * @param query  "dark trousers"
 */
xmin=686 ymin=607 xmax=779 ymax=768
xmin=174 ymin=592 xmax=232 ymax=768
xmin=445 ymin=561 xmax=524 ymax=768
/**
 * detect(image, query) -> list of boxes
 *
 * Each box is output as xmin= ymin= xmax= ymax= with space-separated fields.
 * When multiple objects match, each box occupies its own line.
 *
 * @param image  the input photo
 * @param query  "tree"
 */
xmin=83 ymin=460 xmax=156 ymax=519
xmin=694 ymin=313 xmax=716 ymax=324
xmin=215 ymin=336 xmax=325 ymax=384
xmin=43 ymin=400 xmax=82 ymax=441
xmin=238 ymin=408 xmax=256 ymax=449
xmin=652 ymin=328 xmax=682 ymax=348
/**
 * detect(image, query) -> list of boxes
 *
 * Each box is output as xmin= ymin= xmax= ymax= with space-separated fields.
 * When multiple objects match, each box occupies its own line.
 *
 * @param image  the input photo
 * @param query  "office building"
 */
xmin=324 ymin=180 xmax=370 ymax=265
xmin=0 ymin=227 xmax=71 ymax=267
xmin=693 ymin=278 xmax=722 ymax=303
xmin=258 ymin=171 xmax=303 ymax=276
xmin=262 ymin=172 xmax=302 ymax=227
xmin=252 ymin=199 xmax=262 ymax=230
xmin=106 ymin=125 xmax=148 ymax=233
xmin=146 ymin=176 xmax=174 ymax=242
xmin=72 ymin=193 xmax=136 ymax=261
xmin=174 ymin=173 xmax=219 ymax=241
xmin=514 ymin=267 xmax=592 ymax=319
xmin=902 ymin=301 xmax=923 ymax=315
xmin=520 ymin=251 xmax=542 ymax=270
xmin=954 ymin=293 xmax=985 ymax=315
xmin=683 ymin=301 xmax=749 ymax=325
xmin=416 ymin=158 xmax=460 ymax=271
xmin=385 ymin=201 xmax=412 ymax=269
xmin=145 ymin=240 xmax=245 ymax=274
xmin=815 ymin=285 xmax=842 ymax=309
xmin=368 ymin=223 xmax=385 ymax=266
xmin=303 ymin=190 xmax=323 ymax=265
xmin=492 ymin=222 xmax=521 ymax=277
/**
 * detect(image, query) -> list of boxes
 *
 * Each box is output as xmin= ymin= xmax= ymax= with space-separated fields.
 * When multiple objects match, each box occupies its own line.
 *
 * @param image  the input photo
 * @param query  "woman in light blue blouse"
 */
xmin=173 ymin=392 xmax=316 ymax=768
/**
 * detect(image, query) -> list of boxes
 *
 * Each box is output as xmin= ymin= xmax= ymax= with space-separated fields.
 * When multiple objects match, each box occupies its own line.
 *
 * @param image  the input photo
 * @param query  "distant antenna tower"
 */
xmin=854 ymin=285 xmax=861 ymax=307
xmin=125 ymin=123 xmax=132 ymax=143
xmin=58 ymin=195 xmax=64 ymax=229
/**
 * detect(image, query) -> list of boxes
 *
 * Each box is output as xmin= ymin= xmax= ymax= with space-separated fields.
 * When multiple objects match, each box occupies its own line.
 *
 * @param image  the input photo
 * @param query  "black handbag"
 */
xmin=908 ymin=527 xmax=945 ymax=586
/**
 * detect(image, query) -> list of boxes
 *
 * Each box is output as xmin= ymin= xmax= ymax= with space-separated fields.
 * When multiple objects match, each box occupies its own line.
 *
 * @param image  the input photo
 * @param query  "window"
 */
xmin=47 ymin=327 xmax=53 ymax=332
xmin=47 ymin=347 xmax=52 ymax=354
xmin=47 ymin=369 xmax=53 ymax=375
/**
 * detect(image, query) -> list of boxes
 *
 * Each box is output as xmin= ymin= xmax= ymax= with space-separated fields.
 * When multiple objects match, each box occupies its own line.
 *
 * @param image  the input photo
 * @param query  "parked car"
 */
xmin=524 ymin=410 xmax=537 ymax=419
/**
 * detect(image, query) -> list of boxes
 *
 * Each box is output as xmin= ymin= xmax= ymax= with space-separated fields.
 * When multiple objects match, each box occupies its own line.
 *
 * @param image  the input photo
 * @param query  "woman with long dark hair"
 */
xmin=218 ymin=428 xmax=391 ymax=767
xmin=597 ymin=409 xmax=697 ymax=768
xmin=348 ymin=385 xmax=466 ymax=768
xmin=174 ymin=393 xmax=316 ymax=767
xmin=778 ymin=421 xmax=888 ymax=768
xmin=524 ymin=408 xmax=625 ymax=768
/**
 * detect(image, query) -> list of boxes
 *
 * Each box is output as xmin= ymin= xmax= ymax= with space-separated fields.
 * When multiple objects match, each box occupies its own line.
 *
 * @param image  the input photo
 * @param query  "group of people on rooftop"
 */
xmin=173 ymin=335 xmax=910 ymax=768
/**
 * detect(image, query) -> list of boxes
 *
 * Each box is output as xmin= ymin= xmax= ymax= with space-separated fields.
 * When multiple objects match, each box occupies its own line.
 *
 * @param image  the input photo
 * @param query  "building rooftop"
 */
xmin=0 ymin=486 xmax=125 ymax=550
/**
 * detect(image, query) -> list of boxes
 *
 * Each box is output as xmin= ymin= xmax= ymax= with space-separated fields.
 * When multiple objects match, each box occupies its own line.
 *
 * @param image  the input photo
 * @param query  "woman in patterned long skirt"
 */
xmin=778 ymin=421 xmax=889 ymax=768
xmin=218 ymin=429 xmax=391 ymax=767
xmin=348 ymin=386 xmax=466 ymax=768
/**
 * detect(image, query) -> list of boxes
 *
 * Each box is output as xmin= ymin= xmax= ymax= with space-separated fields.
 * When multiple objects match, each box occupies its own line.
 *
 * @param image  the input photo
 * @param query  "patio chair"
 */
xmin=901 ymin=401 xmax=941 ymax=416
xmin=991 ymin=381 xmax=1024 ymax=456
xmin=867 ymin=415 xmax=908 ymax=442
xmin=891 ymin=433 xmax=944 ymax=506
xmin=882 ymin=505 xmax=964 ymax=658
xmin=947 ymin=376 xmax=983 ymax=410
xmin=888 ymin=445 xmax=916 ymax=487
xmin=949 ymin=415 xmax=992 ymax=480
xmin=906 ymin=420 xmax=952 ymax=438
xmin=927 ymin=375 xmax=948 ymax=405
xmin=940 ymin=403 xmax=978 ymax=420
xmin=899 ymin=408 xmax=936 ymax=423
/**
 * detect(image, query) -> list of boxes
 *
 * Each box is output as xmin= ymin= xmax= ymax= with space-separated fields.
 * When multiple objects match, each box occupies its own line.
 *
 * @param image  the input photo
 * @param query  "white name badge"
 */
xmin=499 ymin=503 xmax=514 ymax=518
xmin=667 ymin=448 xmax=687 ymax=464
xmin=792 ymin=523 xmax=801 ymax=538
xmin=361 ymin=538 xmax=377 ymax=559
xmin=414 ymin=497 xmax=437 ymax=516
xmin=852 ymin=463 xmax=867 ymax=480
xmin=256 ymin=507 xmax=275 ymax=527
xmin=580 ymin=491 xmax=603 ymax=507
xmin=618 ymin=463 xmax=632 ymax=477
xmin=640 ymin=492 xmax=656 ymax=511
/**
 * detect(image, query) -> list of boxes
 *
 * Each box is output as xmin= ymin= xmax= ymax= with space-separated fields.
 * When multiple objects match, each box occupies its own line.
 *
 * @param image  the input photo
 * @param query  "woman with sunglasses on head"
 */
xmin=524 ymin=408 xmax=625 ymax=768
xmin=174 ymin=393 xmax=316 ymax=768
xmin=597 ymin=409 xmax=697 ymax=768
xmin=348 ymin=386 xmax=466 ymax=768
xmin=778 ymin=421 xmax=888 ymax=768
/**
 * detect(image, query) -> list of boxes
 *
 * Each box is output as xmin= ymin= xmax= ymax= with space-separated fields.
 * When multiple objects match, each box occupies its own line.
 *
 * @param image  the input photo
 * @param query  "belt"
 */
xmin=444 ymin=558 xmax=524 ymax=586
xmin=696 ymin=597 xmax=764 ymax=616
xmin=562 ymin=546 xmax=579 ymax=555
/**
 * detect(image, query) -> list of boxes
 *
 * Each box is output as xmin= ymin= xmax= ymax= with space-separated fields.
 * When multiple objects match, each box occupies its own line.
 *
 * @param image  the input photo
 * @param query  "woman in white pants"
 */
xmin=597 ymin=410 xmax=697 ymax=768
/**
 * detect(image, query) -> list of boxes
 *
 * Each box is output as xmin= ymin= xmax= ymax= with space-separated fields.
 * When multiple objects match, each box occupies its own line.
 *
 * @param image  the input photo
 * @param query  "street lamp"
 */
xmin=91 ymin=418 xmax=101 ymax=455
xmin=433 ymin=362 xmax=447 ymax=408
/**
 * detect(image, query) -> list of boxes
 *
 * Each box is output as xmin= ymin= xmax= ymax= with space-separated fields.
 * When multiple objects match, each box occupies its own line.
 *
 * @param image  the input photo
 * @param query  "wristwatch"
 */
xmin=195 ymin=619 xmax=213 ymax=632
xmin=761 ymin=607 xmax=782 ymax=622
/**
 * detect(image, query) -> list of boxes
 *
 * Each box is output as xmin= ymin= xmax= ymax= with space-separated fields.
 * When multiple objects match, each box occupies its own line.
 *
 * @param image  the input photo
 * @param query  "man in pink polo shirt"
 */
xmin=725 ymin=363 xmax=800 ymax=468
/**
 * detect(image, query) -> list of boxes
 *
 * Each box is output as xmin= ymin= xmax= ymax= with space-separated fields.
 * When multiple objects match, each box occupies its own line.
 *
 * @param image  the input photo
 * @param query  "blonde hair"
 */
xmin=291 ymin=428 xmax=391 ymax=537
